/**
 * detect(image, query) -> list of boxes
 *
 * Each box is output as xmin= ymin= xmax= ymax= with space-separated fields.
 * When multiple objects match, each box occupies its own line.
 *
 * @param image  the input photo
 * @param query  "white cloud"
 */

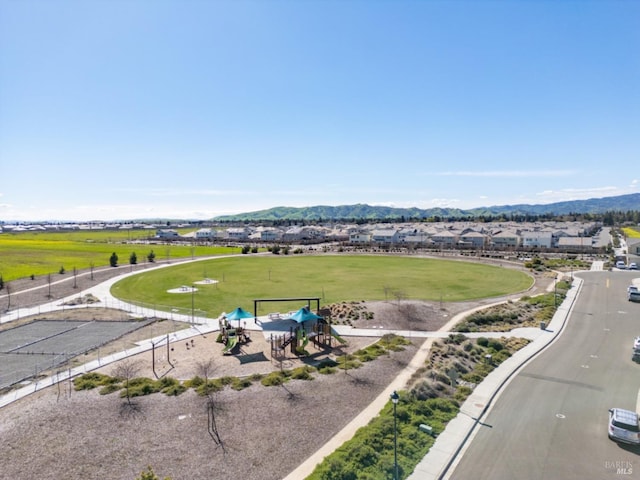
xmin=435 ymin=170 xmax=575 ymax=178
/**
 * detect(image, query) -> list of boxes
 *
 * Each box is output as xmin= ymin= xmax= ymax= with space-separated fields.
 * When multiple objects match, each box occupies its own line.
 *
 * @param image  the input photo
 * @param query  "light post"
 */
xmin=191 ymin=285 xmax=196 ymax=325
xmin=554 ymin=275 xmax=558 ymax=307
xmin=391 ymin=390 xmax=399 ymax=480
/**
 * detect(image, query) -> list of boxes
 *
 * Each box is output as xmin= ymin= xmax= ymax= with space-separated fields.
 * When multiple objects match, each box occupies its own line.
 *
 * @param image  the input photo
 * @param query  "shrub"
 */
xmin=124 ymin=378 xmax=161 ymax=397
xmin=453 ymin=385 xmax=473 ymax=402
xmin=261 ymin=371 xmax=289 ymax=386
xmin=318 ymin=366 xmax=337 ymax=375
xmin=99 ymin=383 xmax=122 ymax=395
xmin=476 ymin=337 xmax=489 ymax=347
xmin=162 ymin=383 xmax=187 ymax=396
xmin=74 ymin=372 xmax=115 ymax=390
xmin=291 ymin=366 xmax=315 ymax=380
xmin=231 ymin=377 xmax=253 ymax=390
xmin=184 ymin=376 xmax=205 ymax=388
xmin=194 ymin=380 xmax=224 ymax=396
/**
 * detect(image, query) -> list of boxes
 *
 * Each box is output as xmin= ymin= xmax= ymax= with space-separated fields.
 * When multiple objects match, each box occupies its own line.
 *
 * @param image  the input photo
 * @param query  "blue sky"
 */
xmin=1 ymin=0 xmax=638 ymax=221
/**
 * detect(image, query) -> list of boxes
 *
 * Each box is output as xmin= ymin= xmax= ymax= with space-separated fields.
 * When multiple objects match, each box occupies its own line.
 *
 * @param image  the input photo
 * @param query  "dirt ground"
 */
xmin=0 ymin=260 xmax=556 ymax=480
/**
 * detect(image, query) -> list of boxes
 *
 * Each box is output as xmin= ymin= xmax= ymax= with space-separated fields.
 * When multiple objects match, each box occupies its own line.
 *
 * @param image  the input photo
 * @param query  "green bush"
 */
xmin=123 ymin=378 xmax=161 ymax=397
xmin=73 ymin=372 xmax=116 ymax=390
xmin=162 ymin=383 xmax=187 ymax=396
xmin=318 ymin=366 xmax=337 ymax=375
xmin=453 ymin=385 xmax=473 ymax=402
xmin=291 ymin=366 xmax=315 ymax=380
xmin=184 ymin=376 xmax=204 ymax=388
xmin=231 ymin=377 xmax=253 ymax=390
xmin=261 ymin=371 xmax=289 ymax=386
xmin=99 ymin=383 xmax=122 ymax=395
xmin=476 ymin=337 xmax=489 ymax=347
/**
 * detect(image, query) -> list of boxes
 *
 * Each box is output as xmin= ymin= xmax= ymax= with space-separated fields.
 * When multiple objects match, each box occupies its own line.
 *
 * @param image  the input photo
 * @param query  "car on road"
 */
xmin=634 ymin=337 xmax=640 ymax=361
xmin=629 ymin=287 xmax=640 ymax=302
xmin=630 ymin=262 xmax=638 ymax=270
xmin=608 ymin=408 xmax=640 ymax=444
xmin=616 ymin=260 xmax=627 ymax=269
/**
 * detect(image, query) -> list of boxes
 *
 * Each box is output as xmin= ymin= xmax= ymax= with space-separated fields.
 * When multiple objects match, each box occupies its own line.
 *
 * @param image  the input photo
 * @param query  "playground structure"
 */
xmin=220 ymin=317 xmax=251 ymax=355
xmin=270 ymin=319 xmax=335 ymax=359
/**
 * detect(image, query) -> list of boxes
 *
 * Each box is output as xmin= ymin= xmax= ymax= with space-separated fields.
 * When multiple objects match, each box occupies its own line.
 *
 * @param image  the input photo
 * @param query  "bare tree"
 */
xmin=392 ymin=289 xmax=407 ymax=306
xmin=112 ymin=358 xmax=142 ymax=409
xmin=196 ymin=359 xmax=225 ymax=451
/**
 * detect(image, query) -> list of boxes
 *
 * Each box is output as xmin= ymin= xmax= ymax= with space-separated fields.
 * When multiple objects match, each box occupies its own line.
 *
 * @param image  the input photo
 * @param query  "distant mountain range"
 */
xmin=213 ymin=193 xmax=640 ymax=222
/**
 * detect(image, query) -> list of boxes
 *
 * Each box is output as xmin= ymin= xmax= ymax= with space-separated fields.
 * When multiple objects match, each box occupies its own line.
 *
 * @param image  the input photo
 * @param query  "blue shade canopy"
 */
xmin=289 ymin=306 xmax=322 ymax=323
xmin=226 ymin=307 xmax=255 ymax=321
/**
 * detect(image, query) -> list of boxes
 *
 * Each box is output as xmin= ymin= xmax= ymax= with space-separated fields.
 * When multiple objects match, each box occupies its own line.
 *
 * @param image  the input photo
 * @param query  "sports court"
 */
xmin=0 ymin=318 xmax=153 ymax=390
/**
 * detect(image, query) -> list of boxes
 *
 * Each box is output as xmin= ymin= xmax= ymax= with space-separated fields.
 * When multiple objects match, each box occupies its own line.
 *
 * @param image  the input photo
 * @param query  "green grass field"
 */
xmin=0 ymin=229 xmax=240 ymax=281
xmin=111 ymin=255 xmax=533 ymax=317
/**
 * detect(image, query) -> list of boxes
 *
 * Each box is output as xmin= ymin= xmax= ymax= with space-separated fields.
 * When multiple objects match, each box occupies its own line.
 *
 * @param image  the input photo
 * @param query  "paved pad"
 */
xmin=0 ymin=319 xmax=152 ymax=390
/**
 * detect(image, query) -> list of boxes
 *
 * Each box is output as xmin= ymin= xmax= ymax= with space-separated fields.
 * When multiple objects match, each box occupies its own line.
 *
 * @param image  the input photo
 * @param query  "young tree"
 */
xmin=196 ymin=359 xmax=224 ymax=450
xmin=110 ymin=252 xmax=119 ymax=267
xmin=129 ymin=252 xmax=137 ymax=265
xmin=112 ymin=358 xmax=141 ymax=407
xmin=0 ymin=275 xmax=4 ymax=290
xmin=147 ymin=250 xmax=156 ymax=263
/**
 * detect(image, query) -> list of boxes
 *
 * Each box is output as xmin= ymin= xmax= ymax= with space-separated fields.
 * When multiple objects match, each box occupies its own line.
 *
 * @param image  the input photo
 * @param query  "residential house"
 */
xmin=521 ymin=231 xmax=553 ymax=248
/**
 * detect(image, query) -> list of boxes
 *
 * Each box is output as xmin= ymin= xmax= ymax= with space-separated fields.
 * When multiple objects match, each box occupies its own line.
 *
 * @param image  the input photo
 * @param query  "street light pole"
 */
xmin=391 ymin=390 xmax=399 ymax=480
xmin=191 ymin=285 xmax=195 ymax=325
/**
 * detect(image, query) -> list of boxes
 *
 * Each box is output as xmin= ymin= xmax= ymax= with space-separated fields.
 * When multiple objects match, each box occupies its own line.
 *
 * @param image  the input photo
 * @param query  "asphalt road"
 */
xmin=449 ymin=270 xmax=640 ymax=479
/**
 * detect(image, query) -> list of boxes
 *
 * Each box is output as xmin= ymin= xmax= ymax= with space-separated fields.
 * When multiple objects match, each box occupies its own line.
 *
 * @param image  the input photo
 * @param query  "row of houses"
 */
xmin=157 ymin=221 xmax=604 ymax=250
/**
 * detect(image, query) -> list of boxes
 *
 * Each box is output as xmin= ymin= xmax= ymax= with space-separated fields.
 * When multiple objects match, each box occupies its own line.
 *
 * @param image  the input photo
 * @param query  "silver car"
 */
xmin=608 ymin=408 xmax=640 ymax=444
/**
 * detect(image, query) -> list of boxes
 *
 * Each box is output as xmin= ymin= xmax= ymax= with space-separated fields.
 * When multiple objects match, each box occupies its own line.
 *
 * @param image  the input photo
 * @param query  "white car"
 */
xmin=630 ymin=262 xmax=638 ymax=270
xmin=608 ymin=408 xmax=640 ymax=444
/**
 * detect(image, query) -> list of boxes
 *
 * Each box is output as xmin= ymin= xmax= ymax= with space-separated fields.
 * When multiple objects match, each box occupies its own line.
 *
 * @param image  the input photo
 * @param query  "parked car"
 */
xmin=629 ymin=262 xmax=638 ymax=270
xmin=633 ymin=337 xmax=640 ymax=362
xmin=616 ymin=260 xmax=627 ymax=269
xmin=608 ymin=408 xmax=640 ymax=444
